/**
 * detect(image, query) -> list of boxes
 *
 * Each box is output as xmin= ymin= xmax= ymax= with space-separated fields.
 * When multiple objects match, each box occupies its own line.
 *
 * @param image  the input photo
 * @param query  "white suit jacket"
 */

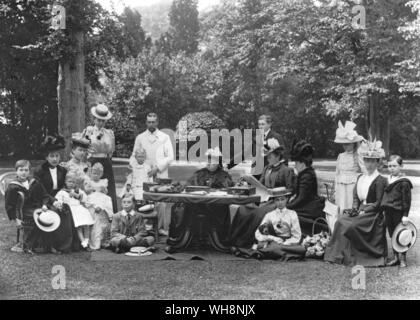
xmin=131 ymin=129 xmax=174 ymax=179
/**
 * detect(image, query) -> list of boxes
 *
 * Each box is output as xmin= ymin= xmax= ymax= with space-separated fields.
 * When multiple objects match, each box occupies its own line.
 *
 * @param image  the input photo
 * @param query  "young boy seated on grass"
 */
xmin=5 ymin=160 xmax=60 ymax=254
xmin=110 ymin=194 xmax=155 ymax=254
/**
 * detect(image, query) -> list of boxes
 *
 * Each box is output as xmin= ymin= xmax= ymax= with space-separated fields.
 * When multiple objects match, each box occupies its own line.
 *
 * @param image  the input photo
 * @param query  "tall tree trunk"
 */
xmin=57 ymin=30 xmax=85 ymax=160
xmin=366 ymin=92 xmax=390 ymax=156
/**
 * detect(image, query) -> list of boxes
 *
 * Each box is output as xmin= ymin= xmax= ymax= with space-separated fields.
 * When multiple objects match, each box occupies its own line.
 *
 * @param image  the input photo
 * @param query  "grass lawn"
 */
xmin=1 ymin=164 xmax=420 ymax=300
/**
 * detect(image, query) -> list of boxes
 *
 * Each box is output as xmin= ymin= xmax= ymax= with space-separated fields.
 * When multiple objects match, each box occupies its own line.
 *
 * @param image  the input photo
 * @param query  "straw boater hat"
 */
xmin=33 ymin=208 xmax=61 ymax=232
xmin=334 ymin=121 xmax=364 ymax=144
xmin=358 ymin=138 xmax=386 ymax=159
xmin=270 ymin=188 xmax=293 ymax=198
xmin=391 ymin=220 xmax=417 ymax=253
xmin=41 ymin=135 xmax=65 ymax=153
xmin=91 ymin=104 xmax=112 ymax=120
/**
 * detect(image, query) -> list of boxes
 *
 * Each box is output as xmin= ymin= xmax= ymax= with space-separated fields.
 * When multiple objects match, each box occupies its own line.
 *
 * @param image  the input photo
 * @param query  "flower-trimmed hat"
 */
xmin=334 ymin=121 xmax=364 ymax=144
xmin=358 ymin=138 xmax=385 ymax=159
xmin=72 ymin=132 xmax=91 ymax=149
xmin=391 ymin=220 xmax=417 ymax=253
xmin=290 ymin=140 xmax=314 ymax=162
xmin=91 ymin=104 xmax=112 ymax=120
xmin=41 ymin=135 xmax=65 ymax=153
xmin=264 ymin=138 xmax=284 ymax=156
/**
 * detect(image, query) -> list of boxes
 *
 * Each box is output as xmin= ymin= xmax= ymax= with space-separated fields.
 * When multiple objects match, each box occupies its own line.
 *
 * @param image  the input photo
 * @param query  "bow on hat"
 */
xmin=334 ymin=121 xmax=363 ymax=144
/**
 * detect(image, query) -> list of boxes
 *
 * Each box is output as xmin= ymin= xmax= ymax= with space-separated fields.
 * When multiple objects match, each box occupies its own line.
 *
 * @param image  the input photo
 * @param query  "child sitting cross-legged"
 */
xmin=254 ymin=189 xmax=302 ymax=249
xmin=110 ymin=194 xmax=155 ymax=254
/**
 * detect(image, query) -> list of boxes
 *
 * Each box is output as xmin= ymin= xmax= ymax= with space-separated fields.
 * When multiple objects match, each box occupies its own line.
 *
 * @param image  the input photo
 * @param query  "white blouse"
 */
xmin=356 ymin=170 xmax=379 ymax=204
xmin=49 ymin=167 xmax=58 ymax=190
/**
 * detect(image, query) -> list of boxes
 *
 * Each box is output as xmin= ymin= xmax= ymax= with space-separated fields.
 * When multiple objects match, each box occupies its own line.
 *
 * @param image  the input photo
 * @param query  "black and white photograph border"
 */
xmin=0 ymin=0 xmax=420 ymax=302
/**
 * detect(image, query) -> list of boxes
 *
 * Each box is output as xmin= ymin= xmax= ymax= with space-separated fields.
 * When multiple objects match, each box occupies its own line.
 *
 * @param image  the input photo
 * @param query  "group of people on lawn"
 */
xmin=4 ymin=105 xmax=416 ymax=267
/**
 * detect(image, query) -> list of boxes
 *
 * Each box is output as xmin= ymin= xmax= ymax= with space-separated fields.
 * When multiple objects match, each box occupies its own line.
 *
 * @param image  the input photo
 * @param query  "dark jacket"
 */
xmin=380 ymin=177 xmax=412 ymax=216
xmin=286 ymin=167 xmax=325 ymax=218
xmin=353 ymin=174 xmax=388 ymax=213
xmin=111 ymin=211 xmax=150 ymax=241
xmin=187 ymin=167 xmax=234 ymax=188
xmin=33 ymin=161 xmax=67 ymax=197
xmin=5 ymin=178 xmax=52 ymax=220
xmin=260 ymin=161 xmax=295 ymax=190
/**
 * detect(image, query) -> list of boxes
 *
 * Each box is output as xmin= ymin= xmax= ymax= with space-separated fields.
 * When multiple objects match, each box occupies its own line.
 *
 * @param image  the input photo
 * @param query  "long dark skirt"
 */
xmin=228 ymin=201 xmax=277 ymax=249
xmin=46 ymin=204 xmax=80 ymax=253
xmin=324 ymin=211 xmax=387 ymax=267
xmin=169 ymin=203 xmax=231 ymax=245
xmin=89 ymin=157 xmax=117 ymax=213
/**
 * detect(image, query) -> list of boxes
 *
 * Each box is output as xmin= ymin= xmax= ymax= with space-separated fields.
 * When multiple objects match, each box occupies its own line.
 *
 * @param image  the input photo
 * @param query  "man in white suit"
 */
xmin=131 ymin=113 xmax=174 ymax=235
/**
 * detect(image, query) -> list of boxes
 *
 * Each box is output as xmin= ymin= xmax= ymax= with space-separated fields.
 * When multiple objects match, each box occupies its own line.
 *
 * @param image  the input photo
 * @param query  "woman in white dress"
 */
xmin=334 ymin=121 xmax=365 ymax=213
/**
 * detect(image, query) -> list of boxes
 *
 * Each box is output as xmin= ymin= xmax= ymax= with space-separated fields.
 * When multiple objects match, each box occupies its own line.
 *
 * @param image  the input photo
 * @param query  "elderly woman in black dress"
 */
xmin=229 ymin=140 xmax=296 ymax=249
xmin=286 ymin=140 xmax=326 ymax=235
xmin=166 ymin=147 xmax=234 ymax=253
xmin=324 ymin=140 xmax=388 ymax=267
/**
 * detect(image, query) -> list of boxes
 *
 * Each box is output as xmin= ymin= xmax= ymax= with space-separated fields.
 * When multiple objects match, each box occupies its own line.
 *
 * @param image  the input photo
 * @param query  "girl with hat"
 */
xmin=324 ymin=139 xmax=388 ymax=266
xmin=61 ymin=133 xmax=91 ymax=189
xmin=381 ymin=155 xmax=414 ymax=267
xmin=34 ymin=135 xmax=77 ymax=253
xmin=83 ymin=104 xmax=117 ymax=212
xmin=333 ymin=121 xmax=365 ymax=213
xmin=286 ymin=140 xmax=325 ymax=236
xmin=229 ymin=140 xmax=296 ymax=249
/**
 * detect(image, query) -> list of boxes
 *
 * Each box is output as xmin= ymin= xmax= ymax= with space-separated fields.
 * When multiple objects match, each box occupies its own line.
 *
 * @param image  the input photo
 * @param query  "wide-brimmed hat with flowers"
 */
xmin=71 ymin=132 xmax=91 ymax=149
xmin=358 ymin=138 xmax=385 ymax=159
xmin=334 ymin=121 xmax=364 ymax=144
xmin=264 ymin=138 xmax=284 ymax=157
xmin=91 ymin=104 xmax=112 ymax=120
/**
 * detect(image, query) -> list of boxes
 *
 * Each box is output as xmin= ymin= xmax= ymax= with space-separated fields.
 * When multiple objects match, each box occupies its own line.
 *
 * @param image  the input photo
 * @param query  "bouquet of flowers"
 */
xmin=302 ymin=231 xmax=330 ymax=259
xmin=343 ymin=208 xmax=360 ymax=217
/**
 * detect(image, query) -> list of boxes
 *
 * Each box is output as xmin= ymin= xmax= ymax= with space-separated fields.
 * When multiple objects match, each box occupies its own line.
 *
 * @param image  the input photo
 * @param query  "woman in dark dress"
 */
xmin=167 ymin=147 xmax=234 ymax=252
xmin=229 ymin=142 xmax=295 ymax=249
xmin=33 ymin=135 xmax=76 ymax=253
xmin=286 ymin=140 xmax=325 ymax=235
xmin=324 ymin=140 xmax=388 ymax=267
xmin=83 ymin=104 xmax=117 ymax=212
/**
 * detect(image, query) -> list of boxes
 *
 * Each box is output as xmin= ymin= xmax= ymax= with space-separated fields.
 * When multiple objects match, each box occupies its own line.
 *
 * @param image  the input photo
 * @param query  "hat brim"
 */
xmin=391 ymin=221 xmax=417 ymax=253
xmin=334 ymin=136 xmax=363 ymax=144
xmin=91 ymin=107 xmax=112 ymax=120
xmin=33 ymin=209 xmax=61 ymax=232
